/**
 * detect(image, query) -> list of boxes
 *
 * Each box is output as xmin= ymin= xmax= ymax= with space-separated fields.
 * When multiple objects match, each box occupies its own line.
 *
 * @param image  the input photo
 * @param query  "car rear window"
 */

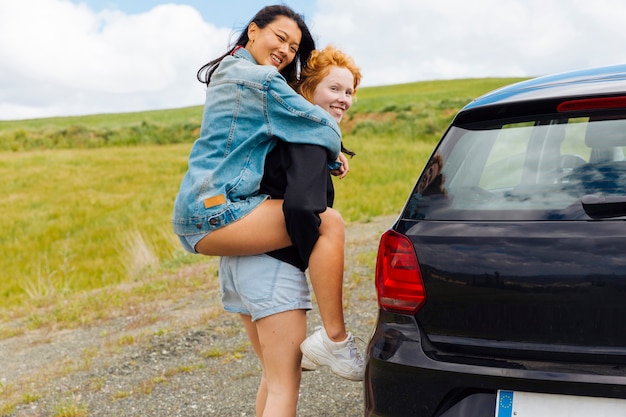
xmin=405 ymin=115 xmax=626 ymax=220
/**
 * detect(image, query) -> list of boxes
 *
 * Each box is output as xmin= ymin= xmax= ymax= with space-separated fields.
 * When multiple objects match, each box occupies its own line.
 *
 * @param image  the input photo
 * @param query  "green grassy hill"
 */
xmin=0 ymin=77 xmax=524 ymax=313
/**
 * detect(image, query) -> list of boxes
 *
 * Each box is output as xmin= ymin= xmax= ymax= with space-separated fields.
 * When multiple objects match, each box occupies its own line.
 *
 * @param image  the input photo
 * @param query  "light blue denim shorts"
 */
xmin=178 ymin=233 xmax=208 ymax=254
xmin=219 ymin=254 xmax=312 ymax=321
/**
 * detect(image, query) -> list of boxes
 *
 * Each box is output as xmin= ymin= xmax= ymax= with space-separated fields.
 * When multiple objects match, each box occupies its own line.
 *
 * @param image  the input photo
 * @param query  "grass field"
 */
xmin=0 ymin=77 xmax=524 ymax=314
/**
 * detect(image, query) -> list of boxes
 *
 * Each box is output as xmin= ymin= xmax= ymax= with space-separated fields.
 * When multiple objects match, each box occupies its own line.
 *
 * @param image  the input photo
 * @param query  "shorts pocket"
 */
xmin=234 ymin=255 xmax=279 ymax=303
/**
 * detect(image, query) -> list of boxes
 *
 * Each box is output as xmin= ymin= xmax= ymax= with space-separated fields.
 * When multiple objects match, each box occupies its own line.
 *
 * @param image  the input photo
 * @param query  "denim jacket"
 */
xmin=173 ymin=48 xmax=341 ymax=236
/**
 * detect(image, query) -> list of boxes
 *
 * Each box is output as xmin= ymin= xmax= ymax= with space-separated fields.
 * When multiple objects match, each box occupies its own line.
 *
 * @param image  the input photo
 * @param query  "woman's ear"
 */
xmin=247 ymin=22 xmax=258 ymax=44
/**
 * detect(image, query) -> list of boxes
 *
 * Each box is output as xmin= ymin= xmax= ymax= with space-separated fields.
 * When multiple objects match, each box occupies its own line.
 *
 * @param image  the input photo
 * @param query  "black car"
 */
xmin=365 ymin=65 xmax=626 ymax=417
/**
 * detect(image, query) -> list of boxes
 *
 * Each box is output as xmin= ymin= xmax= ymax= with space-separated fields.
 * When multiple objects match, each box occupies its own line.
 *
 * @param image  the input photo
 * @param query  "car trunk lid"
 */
xmin=398 ymin=218 xmax=626 ymax=362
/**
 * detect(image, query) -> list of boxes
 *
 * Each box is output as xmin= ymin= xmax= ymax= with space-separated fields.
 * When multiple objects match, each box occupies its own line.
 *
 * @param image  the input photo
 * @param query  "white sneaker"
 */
xmin=301 ymin=354 xmax=318 ymax=371
xmin=300 ymin=326 xmax=365 ymax=381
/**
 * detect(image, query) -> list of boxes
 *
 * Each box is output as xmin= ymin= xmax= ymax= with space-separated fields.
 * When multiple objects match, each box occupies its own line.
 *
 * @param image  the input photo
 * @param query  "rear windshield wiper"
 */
xmin=582 ymin=194 xmax=626 ymax=219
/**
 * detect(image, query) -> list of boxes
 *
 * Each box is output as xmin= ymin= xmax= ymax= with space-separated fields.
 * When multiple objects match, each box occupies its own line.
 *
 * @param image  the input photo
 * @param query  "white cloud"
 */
xmin=0 ymin=0 xmax=231 ymax=119
xmin=311 ymin=0 xmax=626 ymax=86
xmin=1 ymin=0 xmax=626 ymax=120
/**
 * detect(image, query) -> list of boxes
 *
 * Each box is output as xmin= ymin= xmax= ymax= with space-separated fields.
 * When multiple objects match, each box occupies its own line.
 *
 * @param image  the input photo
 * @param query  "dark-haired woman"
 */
xmin=172 ymin=5 xmax=362 ymax=388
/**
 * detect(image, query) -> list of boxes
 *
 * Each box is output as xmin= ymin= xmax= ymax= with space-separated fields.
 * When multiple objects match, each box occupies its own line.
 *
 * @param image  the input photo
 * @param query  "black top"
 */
xmin=260 ymin=142 xmax=335 ymax=271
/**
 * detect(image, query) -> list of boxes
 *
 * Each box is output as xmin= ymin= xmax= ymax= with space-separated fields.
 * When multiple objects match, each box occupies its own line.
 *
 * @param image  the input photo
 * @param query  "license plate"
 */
xmin=496 ymin=390 xmax=626 ymax=417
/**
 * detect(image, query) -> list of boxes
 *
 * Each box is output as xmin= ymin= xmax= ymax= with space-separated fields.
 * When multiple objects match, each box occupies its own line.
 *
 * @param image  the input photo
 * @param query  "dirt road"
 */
xmin=0 ymin=215 xmax=397 ymax=417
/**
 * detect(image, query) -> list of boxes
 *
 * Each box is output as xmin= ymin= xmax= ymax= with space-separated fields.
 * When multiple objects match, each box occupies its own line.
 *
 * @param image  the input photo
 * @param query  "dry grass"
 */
xmin=120 ymin=230 xmax=161 ymax=278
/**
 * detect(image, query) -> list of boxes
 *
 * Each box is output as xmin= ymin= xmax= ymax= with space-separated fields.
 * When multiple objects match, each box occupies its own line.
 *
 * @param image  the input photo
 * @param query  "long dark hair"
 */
xmin=197 ymin=5 xmax=315 ymax=86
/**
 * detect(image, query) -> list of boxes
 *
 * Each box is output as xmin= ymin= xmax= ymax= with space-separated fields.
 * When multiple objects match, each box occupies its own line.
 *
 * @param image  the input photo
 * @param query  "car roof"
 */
xmin=463 ymin=64 xmax=626 ymax=111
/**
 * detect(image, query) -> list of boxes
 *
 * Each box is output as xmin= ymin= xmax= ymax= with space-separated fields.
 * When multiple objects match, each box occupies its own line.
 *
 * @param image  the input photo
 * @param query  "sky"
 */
xmin=1 ymin=0 xmax=626 ymax=120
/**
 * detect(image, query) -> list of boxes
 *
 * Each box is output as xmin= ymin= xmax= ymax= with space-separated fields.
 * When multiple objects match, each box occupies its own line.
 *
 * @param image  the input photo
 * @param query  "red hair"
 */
xmin=297 ymin=45 xmax=361 ymax=103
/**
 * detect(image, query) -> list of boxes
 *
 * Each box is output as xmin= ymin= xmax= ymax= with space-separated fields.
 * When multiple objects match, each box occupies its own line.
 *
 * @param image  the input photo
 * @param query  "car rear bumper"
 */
xmin=364 ymin=313 xmax=626 ymax=417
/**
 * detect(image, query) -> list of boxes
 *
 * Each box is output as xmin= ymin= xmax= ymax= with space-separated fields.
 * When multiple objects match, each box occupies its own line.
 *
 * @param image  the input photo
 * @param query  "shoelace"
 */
xmin=315 ymin=326 xmax=366 ymax=365
xmin=346 ymin=334 xmax=365 ymax=365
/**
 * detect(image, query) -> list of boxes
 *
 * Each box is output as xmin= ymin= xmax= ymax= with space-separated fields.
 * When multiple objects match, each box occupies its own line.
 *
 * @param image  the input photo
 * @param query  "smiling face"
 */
xmin=246 ymin=15 xmax=301 ymax=71
xmin=312 ymin=66 xmax=355 ymax=123
xmin=417 ymin=156 xmax=443 ymax=194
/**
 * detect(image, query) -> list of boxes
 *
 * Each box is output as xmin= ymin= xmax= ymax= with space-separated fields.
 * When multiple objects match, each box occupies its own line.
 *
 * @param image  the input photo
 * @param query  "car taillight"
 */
xmin=557 ymin=95 xmax=626 ymax=112
xmin=375 ymin=229 xmax=425 ymax=314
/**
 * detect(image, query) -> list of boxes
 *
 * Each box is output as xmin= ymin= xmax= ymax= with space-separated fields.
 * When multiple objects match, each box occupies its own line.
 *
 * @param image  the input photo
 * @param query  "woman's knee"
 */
xmin=320 ymin=207 xmax=344 ymax=227
xmin=319 ymin=208 xmax=344 ymax=237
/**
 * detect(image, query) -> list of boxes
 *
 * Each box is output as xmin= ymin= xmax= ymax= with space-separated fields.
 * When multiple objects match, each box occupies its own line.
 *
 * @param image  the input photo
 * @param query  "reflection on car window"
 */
xmin=407 ymin=115 xmax=626 ymax=221
xmin=480 ymin=123 xmax=532 ymax=190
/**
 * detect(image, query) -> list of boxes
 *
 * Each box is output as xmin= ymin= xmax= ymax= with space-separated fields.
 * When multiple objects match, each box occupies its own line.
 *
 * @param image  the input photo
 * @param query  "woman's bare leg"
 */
xmin=241 ymin=311 xmax=306 ymax=417
xmin=241 ymin=315 xmax=267 ymax=417
xmin=195 ymin=199 xmax=292 ymax=256
xmin=308 ymin=208 xmax=347 ymax=341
